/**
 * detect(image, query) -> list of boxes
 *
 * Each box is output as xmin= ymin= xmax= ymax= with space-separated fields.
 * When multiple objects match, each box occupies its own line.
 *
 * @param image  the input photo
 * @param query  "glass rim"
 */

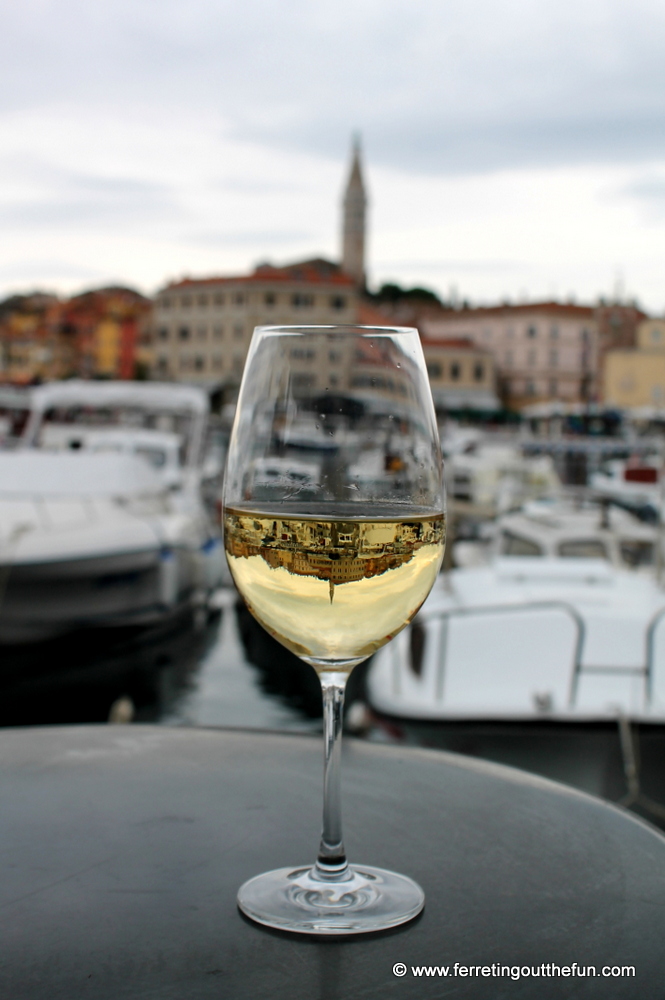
xmin=252 ymin=324 xmax=418 ymax=338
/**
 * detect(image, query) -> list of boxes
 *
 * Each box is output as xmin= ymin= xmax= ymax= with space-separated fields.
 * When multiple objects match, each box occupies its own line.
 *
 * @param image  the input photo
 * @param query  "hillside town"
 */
xmin=1 ymin=142 xmax=661 ymax=418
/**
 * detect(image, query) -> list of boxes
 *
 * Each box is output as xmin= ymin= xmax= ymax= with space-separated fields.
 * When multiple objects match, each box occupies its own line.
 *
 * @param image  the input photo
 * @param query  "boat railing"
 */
xmin=417 ymin=600 xmax=586 ymax=709
xmin=645 ymin=606 xmax=665 ymax=704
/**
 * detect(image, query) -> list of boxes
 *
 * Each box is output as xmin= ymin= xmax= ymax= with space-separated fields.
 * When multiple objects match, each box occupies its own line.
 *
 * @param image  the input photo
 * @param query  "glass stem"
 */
xmin=315 ymin=673 xmax=349 ymax=879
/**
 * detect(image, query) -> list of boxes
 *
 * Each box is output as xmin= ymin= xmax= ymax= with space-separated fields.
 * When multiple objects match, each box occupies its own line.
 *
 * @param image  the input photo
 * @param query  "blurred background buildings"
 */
xmin=0 ymin=141 xmax=662 ymax=418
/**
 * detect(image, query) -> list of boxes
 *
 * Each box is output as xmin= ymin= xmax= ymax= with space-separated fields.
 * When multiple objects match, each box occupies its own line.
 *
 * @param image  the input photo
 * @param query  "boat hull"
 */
xmin=0 ymin=546 xmax=203 ymax=643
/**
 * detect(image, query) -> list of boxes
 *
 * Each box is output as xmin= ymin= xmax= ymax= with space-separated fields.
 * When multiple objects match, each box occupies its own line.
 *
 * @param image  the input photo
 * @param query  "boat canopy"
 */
xmin=0 ymin=451 xmax=165 ymax=497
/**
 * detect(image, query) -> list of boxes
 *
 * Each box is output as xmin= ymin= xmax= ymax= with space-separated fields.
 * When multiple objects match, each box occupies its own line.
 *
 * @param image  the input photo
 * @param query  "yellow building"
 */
xmin=604 ymin=318 xmax=665 ymax=408
xmin=636 ymin=318 xmax=665 ymax=351
xmin=420 ymin=336 xmax=499 ymax=412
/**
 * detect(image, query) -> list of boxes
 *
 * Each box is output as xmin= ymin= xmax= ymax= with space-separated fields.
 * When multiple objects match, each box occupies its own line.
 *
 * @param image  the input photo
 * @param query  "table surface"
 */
xmin=1 ymin=724 xmax=664 ymax=1000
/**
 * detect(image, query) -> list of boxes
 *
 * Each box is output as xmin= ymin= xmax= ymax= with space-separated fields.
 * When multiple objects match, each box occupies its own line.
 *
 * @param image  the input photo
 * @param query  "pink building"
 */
xmin=422 ymin=303 xmax=598 ymax=409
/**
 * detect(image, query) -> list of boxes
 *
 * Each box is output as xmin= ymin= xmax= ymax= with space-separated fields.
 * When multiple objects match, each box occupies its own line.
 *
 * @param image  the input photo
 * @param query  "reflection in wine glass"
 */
xmin=223 ymin=325 xmax=445 ymax=934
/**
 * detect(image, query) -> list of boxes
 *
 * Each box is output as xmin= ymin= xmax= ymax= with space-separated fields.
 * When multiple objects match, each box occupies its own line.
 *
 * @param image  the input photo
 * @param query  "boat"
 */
xmin=453 ymin=497 xmax=660 ymax=573
xmin=0 ymin=381 xmax=224 ymax=643
xmin=442 ymin=428 xmax=560 ymax=517
xmin=590 ymin=457 xmax=663 ymax=522
xmin=366 ymin=556 xmax=665 ymax=724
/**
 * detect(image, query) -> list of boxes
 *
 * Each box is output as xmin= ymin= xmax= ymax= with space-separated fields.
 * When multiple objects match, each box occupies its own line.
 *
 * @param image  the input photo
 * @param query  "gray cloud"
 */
xmin=0 ymin=155 xmax=184 ymax=229
xmin=376 ymin=259 xmax=525 ymax=273
xmin=618 ymin=173 xmax=665 ymax=224
xmin=2 ymin=1 xmax=665 ymax=175
xmin=187 ymin=229 xmax=318 ymax=247
xmin=0 ymin=260 xmax=105 ymax=282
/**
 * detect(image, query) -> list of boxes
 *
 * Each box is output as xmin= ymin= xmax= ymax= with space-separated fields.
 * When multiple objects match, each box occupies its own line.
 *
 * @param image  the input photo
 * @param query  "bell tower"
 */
xmin=341 ymin=136 xmax=367 ymax=288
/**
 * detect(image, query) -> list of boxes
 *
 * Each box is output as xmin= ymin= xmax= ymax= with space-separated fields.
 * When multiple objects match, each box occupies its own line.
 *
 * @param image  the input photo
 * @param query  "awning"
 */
xmin=430 ymin=388 xmax=501 ymax=411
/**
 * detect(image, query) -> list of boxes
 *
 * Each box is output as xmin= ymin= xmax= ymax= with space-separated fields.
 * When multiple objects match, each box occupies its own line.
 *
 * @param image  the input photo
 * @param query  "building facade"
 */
xmin=419 ymin=337 xmax=498 ymax=413
xmin=0 ymin=294 xmax=71 ymax=384
xmin=0 ymin=288 xmax=150 ymax=385
xmin=604 ymin=317 xmax=665 ymax=409
xmin=150 ymin=259 xmax=359 ymax=387
xmin=421 ymin=303 xmax=598 ymax=408
xmin=61 ymin=288 xmax=151 ymax=379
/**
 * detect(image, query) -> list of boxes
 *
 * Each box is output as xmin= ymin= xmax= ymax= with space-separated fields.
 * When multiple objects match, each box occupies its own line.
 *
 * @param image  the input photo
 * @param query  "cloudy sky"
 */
xmin=2 ymin=0 xmax=665 ymax=309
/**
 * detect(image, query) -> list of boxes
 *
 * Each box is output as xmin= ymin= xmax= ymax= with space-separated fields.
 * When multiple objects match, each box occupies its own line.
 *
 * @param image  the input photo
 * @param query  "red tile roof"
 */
xmin=437 ymin=301 xmax=595 ymax=319
xmin=167 ymin=258 xmax=355 ymax=290
xmin=357 ymin=302 xmax=403 ymax=326
xmin=420 ymin=335 xmax=492 ymax=354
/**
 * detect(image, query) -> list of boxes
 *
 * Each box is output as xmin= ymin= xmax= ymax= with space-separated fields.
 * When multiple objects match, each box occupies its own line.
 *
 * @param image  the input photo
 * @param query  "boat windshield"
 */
xmin=500 ymin=531 xmax=542 ymax=557
xmin=37 ymin=407 xmax=193 ymax=466
xmin=619 ymin=539 xmax=655 ymax=568
xmin=558 ymin=539 xmax=608 ymax=560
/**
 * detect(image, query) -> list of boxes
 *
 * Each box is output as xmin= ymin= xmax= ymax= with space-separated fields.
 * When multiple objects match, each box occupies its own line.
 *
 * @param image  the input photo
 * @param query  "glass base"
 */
xmin=237 ymin=864 xmax=425 ymax=935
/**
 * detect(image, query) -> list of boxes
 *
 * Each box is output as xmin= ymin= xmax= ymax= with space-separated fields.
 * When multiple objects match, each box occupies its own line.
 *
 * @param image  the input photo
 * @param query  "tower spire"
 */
xmin=341 ymin=136 xmax=367 ymax=288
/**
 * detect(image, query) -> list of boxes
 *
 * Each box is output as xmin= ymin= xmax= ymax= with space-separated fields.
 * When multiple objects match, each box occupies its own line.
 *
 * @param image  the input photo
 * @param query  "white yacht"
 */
xmin=367 ymin=555 xmax=665 ymax=725
xmin=442 ymin=428 xmax=560 ymax=514
xmin=590 ymin=459 xmax=663 ymax=522
xmin=0 ymin=381 xmax=224 ymax=643
xmin=453 ymin=498 xmax=659 ymax=573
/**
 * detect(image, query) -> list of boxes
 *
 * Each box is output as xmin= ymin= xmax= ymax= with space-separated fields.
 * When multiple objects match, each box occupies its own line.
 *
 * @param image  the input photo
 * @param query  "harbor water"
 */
xmin=3 ymin=583 xmax=665 ymax=832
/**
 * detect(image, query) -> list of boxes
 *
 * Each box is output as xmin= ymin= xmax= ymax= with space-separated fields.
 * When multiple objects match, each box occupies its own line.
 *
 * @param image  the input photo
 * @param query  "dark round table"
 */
xmin=1 ymin=725 xmax=663 ymax=999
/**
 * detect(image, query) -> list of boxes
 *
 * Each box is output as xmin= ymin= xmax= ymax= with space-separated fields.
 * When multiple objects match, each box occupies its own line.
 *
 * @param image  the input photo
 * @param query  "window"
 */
xmin=179 ymin=356 xmax=191 ymax=371
xmin=233 ymin=324 xmax=244 ymax=339
xmin=158 ymin=328 xmax=169 ymax=341
xmin=194 ymin=356 xmax=205 ymax=371
xmin=527 ymin=349 xmax=536 ymax=366
xmin=549 ymin=379 xmax=558 ymax=396
xmin=214 ymin=292 xmax=224 ymax=306
xmin=179 ymin=326 xmax=190 ymax=341
xmin=331 ymin=295 xmax=346 ymax=310
xmin=652 ymin=328 xmax=662 ymax=343
xmin=232 ymin=356 xmax=244 ymax=375
xmin=181 ymin=295 xmax=192 ymax=308
xmin=291 ymin=348 xmax=315 ymax=360
xmin=550 ymin=326 xmax=559 ymax=340
xmin=581 ymin=328 xmax=590 ymax=343
xmin=450 ymin=362 xmax=460 ymax=381
xmin=197 ymin=326 xmax=207 ymax=341
xmin=527 ymin=325 xmax=537 ymax=338
xmin=549 ymin=349 xmax=558 ymax=366
xmin=161 ymin=296 xmax=171 ymax=309
xmin=427 ymin=362 xmax=443 ymax=379
xmin=501 ymin=532 xmax=542 ymax=556
xmin=328 ymin=350 xmax=341 ymax=362
xmin=233 ymin=292 xmax=245 ymax=306
xmin=329 ymin=373 xmax=339 ymax=386
xmin=292 ymin=373 xmax=315 ymax=387
xmin=292 ymin=293 xmax=314 ymax=307
xmin=620 ymin=540 xmax=654 ymax=568
xmin=264 ymin=292 xmax=276 ymax=306
xmin=212 ymin=355 xmax=223 ymax=371
xmin=213 ymin=326 xmax=223 ymax=340
xmin=558 ymin=539 xmax=608 ymax=560
xmin=526 ymin=380 xmax=536 ymax=395
xmin=197 ymin=293 xmax=208 ymax=307
xmin=156 ymin=357 xmax=169 ymax=373
xmin=505 ymin=350 xmax=513 ymax=367
xmin=135 ymin=447 xmax=166 ymax=469
xmin=473 ymin=363 xmax=484 ymax=381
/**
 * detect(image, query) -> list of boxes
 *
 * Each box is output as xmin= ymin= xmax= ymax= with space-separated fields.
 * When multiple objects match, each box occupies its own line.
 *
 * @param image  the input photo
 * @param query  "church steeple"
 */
xmin=341 ymin=136 xmax=367 ymax=288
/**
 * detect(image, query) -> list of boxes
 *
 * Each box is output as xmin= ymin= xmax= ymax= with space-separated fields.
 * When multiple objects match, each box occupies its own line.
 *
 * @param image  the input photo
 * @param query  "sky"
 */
xmin=2 ymin=0 xmax=665 ymax=310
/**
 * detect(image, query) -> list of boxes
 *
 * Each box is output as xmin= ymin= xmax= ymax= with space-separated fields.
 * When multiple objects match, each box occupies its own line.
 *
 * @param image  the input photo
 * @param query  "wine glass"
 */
xmin=223 ymin=325 xmax=445 ymax=934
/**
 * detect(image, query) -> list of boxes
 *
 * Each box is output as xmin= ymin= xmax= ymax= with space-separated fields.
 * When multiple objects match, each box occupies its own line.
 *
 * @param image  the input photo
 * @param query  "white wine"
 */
xmin=224 ymin=505 xmax=445 ymax=672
